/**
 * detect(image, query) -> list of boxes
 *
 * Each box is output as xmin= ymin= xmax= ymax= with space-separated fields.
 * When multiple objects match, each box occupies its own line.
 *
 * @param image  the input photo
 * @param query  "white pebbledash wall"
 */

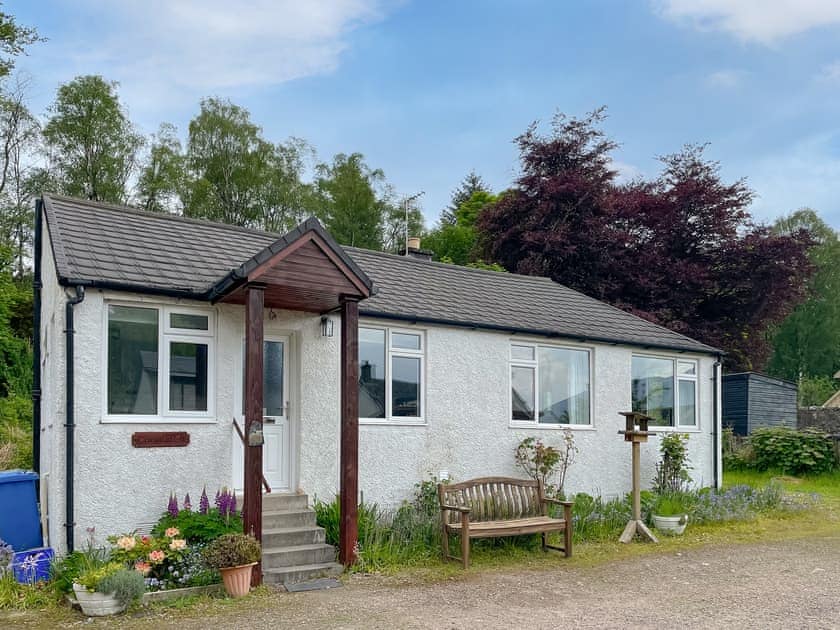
xmin=40 ymin=224 xmax=718 ymax=553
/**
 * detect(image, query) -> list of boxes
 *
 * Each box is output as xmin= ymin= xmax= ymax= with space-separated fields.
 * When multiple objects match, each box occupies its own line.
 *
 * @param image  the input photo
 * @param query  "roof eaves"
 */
xmin=358 ymin=309 xmax=721 ymax=356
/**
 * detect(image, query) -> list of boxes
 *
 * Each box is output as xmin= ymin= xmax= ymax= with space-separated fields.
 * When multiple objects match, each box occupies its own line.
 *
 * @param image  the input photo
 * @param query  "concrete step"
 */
xmin=262 ymin=509 xmax=317 ymax=529
xmin=262 ymin=543 xmax=336 ymax=568
xmin=263 ymin=562 xmax=343 ymax=585
xmin=261 ymin=493 xmax=309 ymax=511
xmin=262 ymin=526 xmax=326 ymax=548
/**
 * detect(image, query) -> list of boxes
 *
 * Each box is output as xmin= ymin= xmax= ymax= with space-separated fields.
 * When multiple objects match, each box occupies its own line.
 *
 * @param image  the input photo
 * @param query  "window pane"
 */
xmin=392 ymin=332 xmax=421 ymax=350
xmin=169 ymin=342 xmax=208 ymax=411
xmin=392 ymin=356 xmax=421 ymax=417
xmin=511 ymin=345 xmax=535 ymax=361
xmin=359 ymin=328 xmax=386 ymax=418
xmin=264 ymin=341 xmax=284 ymax=417
xmin=511 ymin=366 xmax=535 ymax=421
xmin=678 ymin=361 xmax=696 ymax=376
xmin=538 ymin=347 xmax=590 ymax=425
xmin=678 ymin=379 xmax=696 ymax=426
xmin=631 ymin=357 xmax=674 ymax=426
xmin=170 ymin=313 xmax=209 ymax=331
xmin=108 ymin=305 xmax=158 ymax=415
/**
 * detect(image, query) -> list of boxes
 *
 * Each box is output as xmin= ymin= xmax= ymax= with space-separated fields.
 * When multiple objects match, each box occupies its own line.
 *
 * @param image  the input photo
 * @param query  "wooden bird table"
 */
xmin=618 ymin=411 xmax=659 ymax=544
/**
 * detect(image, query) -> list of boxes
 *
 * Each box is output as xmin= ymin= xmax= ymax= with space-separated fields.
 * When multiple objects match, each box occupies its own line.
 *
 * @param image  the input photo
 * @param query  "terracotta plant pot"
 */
xmin=72 ymin=583 xmax=126 ymax=616
xmin=219 ymin=562 xmax=256 ymax=597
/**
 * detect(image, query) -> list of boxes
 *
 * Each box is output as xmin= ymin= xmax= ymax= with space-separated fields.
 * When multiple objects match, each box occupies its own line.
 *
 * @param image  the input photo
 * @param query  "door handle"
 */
xmin=263 ymin=417 xmax=276 ymax=425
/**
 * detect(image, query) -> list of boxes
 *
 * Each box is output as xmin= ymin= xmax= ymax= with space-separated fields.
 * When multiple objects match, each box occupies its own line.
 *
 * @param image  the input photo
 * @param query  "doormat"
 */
xmin=284 ymin=577 xmax=342 ymax=592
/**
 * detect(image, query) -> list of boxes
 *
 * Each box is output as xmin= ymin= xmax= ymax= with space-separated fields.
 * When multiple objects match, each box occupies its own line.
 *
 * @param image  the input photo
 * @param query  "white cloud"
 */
xmin=706 ymin=70 xmax=743 ymax=88
xmin=654 ymin=0 xmax=840 ymax=44
xmin=610 ymin=160 xmax=644 ymax=183
xmin=817 ymin=60 xmax=840 ymax=82
xmin=39 ymin=0 xmax=389 ymax=121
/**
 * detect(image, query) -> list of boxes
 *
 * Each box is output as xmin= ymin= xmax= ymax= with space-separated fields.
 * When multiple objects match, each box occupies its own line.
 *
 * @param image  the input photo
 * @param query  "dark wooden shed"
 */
xmin=722 ymin=372 xmax=798 ymax=435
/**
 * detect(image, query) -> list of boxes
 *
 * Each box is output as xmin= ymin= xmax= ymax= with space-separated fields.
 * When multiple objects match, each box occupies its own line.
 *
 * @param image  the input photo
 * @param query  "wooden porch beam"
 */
xmin=244 ymin=283 xmax=265 ymax=586
xmin=339 ymin=298 xmax=360 ymax=566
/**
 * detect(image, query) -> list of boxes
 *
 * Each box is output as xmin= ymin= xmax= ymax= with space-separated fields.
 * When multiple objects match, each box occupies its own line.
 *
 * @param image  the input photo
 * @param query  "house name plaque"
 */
xmin=131 ymin=432 xmax=190 ymax=448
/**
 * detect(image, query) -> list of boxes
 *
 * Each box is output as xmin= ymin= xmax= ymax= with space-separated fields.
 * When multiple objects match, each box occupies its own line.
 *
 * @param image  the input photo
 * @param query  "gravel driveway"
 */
xmin=165 ymin=535 xmax=840 ymax=630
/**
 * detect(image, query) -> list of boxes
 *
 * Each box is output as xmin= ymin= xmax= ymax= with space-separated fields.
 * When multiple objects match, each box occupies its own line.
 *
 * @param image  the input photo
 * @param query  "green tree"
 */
xmin=42 ymin=75 xmax=144 ymax=202
xmin=768 ymin=209 xmax=840 ymax=382
xmin=440 ymin=171 xmax=489 ymax=225
xmin=423 ymin=190 xmax=498 ymax=264
xmin=382 ymin=196 xmax=425 ymax=254
xmin=315 ymin=153 xmax=387 ymax=250
xmin=798 ymin=375 xmax=838 ymax=407
xmin=0 ymin=5 xmax=41 ymax=80
xmin=137 ymin=123 xmax=185 ymax=213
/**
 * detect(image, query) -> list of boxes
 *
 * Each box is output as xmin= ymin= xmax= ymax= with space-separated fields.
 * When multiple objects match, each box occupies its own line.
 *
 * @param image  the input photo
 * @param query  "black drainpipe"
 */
xmin=32 ymin=200 xmax=43 ymax=485
xmin=64 ymin=285 xmax=85 ymax=552
xmin=713 ymin=357 xmax=722 ymax=489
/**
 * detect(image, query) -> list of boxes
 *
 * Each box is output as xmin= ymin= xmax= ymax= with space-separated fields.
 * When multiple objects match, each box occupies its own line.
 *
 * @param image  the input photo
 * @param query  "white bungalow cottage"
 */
xmin=34 ymin=194 xmax=722 ymax=582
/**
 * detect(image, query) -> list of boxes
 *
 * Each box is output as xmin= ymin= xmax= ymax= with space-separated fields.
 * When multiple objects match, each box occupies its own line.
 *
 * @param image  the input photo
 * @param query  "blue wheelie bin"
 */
xmin=0 ymin=470 xmax=43 ymax=551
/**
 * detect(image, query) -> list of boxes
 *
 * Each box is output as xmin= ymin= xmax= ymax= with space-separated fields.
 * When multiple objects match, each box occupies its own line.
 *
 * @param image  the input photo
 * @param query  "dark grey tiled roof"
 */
xmin=42 ymin=194 xmax=719 ymax=355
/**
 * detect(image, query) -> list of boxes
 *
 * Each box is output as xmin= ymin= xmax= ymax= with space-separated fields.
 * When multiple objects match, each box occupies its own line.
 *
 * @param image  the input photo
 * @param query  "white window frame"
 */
xmin=509 ymin=341 xmax=594 ymax=428
xmin=359 ymin=324 xmax=425 ymax=425
xmin=102 ymin=302 xmax=216 ymax=423
xmin=631 ymin=354 xmax=699 ymax=430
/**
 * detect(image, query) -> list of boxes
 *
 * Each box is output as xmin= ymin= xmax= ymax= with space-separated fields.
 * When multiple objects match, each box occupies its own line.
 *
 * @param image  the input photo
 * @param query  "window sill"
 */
xmin=509 ymin=422 xmax=596 ymax=431
xmin=100 ymin=417 xmax=218 ymax=425
xmin=360 ymin=419 xmax=427 ymax=427
xmin=648 ymin=425 xmax=702 ymax=433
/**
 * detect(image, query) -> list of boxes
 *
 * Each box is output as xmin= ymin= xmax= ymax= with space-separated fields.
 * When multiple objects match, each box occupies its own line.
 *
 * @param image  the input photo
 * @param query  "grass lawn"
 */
xmin=3 ymin=469 xmax=839 ymax=627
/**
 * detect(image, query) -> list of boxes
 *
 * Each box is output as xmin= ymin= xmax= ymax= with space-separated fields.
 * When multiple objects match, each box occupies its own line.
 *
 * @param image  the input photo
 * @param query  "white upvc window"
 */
xmin=359 ymin=325 xmax=425 ymax=424
xmin=104 ymin=303 xmax=215 ymax=422
xmin=631 ymin=355 xmax=698 ymax=428
xmin=510 ymin=342 xmax=592 ymax=426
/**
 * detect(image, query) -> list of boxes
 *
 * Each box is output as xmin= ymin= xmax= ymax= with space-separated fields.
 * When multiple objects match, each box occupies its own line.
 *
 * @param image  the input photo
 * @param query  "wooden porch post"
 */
xmin=339 ymin=298 xmax=359 ymax=566
xmin=244 ymin=284 xmax=265 ymax=585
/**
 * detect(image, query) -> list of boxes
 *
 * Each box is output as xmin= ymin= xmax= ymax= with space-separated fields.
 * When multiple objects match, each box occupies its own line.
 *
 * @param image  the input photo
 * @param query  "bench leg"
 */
xmin=441 ymin=527 xmax=449 ymax=560
xmin=461 ymin=533 xmax=469 ymax=569
xmin=541 ymin=532 xmax=548 ymax=552
xmin=564 ymin=524 xmax=573 ymax=558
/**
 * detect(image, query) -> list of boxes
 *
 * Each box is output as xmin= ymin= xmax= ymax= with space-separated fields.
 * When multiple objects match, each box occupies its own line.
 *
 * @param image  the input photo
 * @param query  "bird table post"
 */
xmin=618 ymin=411 xmax=659 ymax=544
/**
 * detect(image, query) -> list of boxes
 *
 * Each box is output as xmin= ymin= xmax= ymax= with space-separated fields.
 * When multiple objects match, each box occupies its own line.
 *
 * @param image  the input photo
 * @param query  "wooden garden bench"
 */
xmin=438 ymin=476 xmax=573 ymax=568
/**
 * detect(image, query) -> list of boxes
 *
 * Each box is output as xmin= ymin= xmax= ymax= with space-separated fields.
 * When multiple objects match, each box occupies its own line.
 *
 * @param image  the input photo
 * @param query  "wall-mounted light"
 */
xmin=320 ymin=316 xmax=334 ymax=337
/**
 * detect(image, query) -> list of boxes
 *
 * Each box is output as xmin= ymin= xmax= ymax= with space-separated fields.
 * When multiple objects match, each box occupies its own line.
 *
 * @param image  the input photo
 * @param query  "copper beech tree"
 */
xmin=478 ymin=109 xmax=813 ymax=370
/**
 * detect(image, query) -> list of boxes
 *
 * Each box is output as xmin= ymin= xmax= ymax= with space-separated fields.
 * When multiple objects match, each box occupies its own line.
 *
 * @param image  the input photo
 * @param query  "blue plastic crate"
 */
xmin=11 ymin=547 xmax=54 ymax=584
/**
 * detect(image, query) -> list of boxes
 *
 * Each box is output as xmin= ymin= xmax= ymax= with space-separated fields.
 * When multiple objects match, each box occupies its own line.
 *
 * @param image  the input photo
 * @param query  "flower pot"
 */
xmin=219 ymin=562 xmax=256 ymax=597
xmin=72 ymin=583 xmax=125 ymax=616
xmin=652 ymin=514 xmax=688 ymax=535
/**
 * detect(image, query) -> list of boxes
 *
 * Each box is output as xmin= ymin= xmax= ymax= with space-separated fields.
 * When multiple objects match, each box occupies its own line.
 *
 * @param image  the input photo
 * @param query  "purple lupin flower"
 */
xmin=229 ymin=492 xmax=237 ymax=515
xmin=167 ymin=493 xmax=179 ymax=518
xmin=183 ymin=493 xmax=192 ymax=512
xmin=199 ymin=487 xmax=209 ymax=515
xmin=218 ymin=490 xmax=229 ymax=517
xmin=214 ymin=490 xmax=221 ymax=510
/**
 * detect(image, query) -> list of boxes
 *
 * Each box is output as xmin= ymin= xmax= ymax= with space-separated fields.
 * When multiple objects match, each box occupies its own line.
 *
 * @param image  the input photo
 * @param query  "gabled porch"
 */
xmin=210 ymin=218 xmax=374 ymax=584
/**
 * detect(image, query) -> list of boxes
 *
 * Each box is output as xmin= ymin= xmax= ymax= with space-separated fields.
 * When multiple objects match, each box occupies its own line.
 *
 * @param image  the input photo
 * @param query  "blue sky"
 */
xmin=9 ymin=0 xmax=840 ymax=228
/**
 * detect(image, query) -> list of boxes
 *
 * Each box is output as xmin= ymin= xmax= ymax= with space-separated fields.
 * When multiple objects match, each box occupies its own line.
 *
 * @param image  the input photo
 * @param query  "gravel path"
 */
xmin=167 ymin=535 xmax=840 ymax=630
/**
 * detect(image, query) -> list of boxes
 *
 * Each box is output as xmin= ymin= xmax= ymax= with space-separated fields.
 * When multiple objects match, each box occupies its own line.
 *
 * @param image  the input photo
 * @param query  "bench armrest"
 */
xmin=440 ymin=504 xmax=471 ymax=514
xmin=542 ymin=497 xmax=574 ymax=507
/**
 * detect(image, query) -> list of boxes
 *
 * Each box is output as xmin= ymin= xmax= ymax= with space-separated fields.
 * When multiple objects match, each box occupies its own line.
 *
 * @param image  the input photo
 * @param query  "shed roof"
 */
xmin=41 ymin=194 xmax=719 ymax=355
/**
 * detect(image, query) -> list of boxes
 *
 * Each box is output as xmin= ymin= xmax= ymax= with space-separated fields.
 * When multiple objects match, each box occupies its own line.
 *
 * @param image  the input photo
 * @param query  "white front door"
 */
xmin=261 ymin=338 xmax=290 ymax=491
xmin=233 ymin=336 xmax=292 ymax=492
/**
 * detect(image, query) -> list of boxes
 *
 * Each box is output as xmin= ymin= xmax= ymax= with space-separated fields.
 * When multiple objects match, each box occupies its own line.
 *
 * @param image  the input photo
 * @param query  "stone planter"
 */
xmin=652 ymin=514 xmax=688 ymax=535
xmin=72 ymin=583 xmax=125 ymax=616
xmin=219 ymin=563 xmax=256 ymax=597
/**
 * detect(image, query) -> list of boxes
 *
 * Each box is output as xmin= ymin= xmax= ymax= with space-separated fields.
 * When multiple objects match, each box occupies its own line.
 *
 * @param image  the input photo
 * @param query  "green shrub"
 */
xmin=750 ymin=428 xmax=836 ymax=475
xmin=313 ymin=496 xmax=380 ymax=548
xmin=722 ymin=427 xmax=755 ymax=471
xmin=0 ymin=393 xmax=33 ymax=470
xmin=653 ymin=493 xmax=693 ymax=517
xmin=97 ymin=568 xmax=145 ymax=606
xmin=49 ymin=540 xmax=111 ymax=594
xmin=654 ymin=433 xmax=692 ymax=493
xmin=201 ymin=534 xmax=260 ymax=569
xmin=76 ymin=562 xmax=124 ymax=592
xmin=152 ymin=508 xmax=242 ymax=544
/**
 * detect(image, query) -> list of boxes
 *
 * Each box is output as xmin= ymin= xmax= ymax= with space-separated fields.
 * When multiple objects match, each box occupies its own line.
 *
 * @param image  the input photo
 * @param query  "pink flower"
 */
xmin=164 ymin=527 xmax=180 ymax=538
xmin=116 ymin=535 xmax=136 ymax=550
xmin=169 ymin=538 xmax=186 ymax=551
xmin=141 ymin=535 xmax=151 ymax=544
xmin=148 ymin=550 xmax=166 ymax=563
xmin=134 ymin=561 xmax=151 ymax=575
